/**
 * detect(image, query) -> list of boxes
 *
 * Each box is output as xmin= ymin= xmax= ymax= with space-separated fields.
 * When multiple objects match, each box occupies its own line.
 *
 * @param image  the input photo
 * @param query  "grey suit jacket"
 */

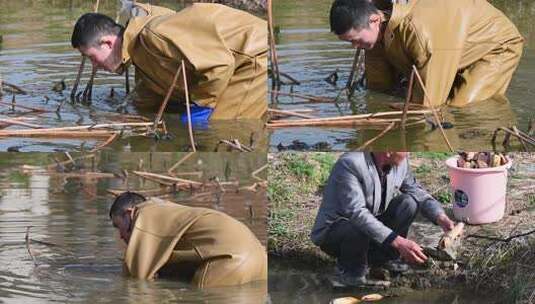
xmin=310 ymin=152 xmax=444 ymax=246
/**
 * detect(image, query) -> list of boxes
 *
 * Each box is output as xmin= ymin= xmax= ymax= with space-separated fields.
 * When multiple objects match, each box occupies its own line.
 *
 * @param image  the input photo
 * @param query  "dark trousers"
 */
xmin=319 ymin=194 xmax=418 ymax=276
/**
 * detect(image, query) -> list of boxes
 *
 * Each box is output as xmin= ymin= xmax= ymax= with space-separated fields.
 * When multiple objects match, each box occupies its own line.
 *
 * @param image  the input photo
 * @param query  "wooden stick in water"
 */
xmin=153 ymin=62 xmax=182 ymax=131
xmin=268 ymin=108 xmax=316 ymax=119
xmin=357 ymin=121 xmax=396 ymax=150
xmin=269 ymin=110 xmax=430 ymax=124
xmin=168 ymin=152 xmax=195 ymax=174
xmin=401 ymin=70 xmax=415 ymax=130
xmin=181 ymin=60 xmax=197 ymax=152
xmin=132 ymin=170 xmax=202 ymax=185
xmin=91 ymin=132 xmax=119 ymax=152
xmin=411 ymin=65 xmax=454 ymax=152
xmin=25 ymin=226 xmax=38 ymax=266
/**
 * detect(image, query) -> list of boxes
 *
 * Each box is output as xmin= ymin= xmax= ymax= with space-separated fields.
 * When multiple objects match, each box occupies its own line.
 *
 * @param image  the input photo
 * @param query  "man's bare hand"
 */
xmin=391 ymin=236 xmax=427 ymax=264
xmin=436 ymin=213 xmax=455 ymax=232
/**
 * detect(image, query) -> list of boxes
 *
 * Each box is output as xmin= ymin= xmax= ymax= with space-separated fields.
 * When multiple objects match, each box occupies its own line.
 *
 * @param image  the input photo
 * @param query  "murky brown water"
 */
xmin=270 ymin=0 xmax=535 ymax=151
xmin=0 ymin=152 xmax=268 ymax=303
xmin=0 ymin=0 xmax=268 ymax=152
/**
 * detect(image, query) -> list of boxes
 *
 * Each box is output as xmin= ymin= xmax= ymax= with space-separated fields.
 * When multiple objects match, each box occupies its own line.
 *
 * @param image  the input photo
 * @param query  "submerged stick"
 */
xmin=91 ymin=132 xmax=119 ymax=152
xmin=181 ymin=60 xmax=196 ymax=152
xmin=71 ymin=57 xmax=86 ymax=102
xmin=25 ymin=226 xmax=38 ymax=266
xmin=2 ymin=82 xmax=28 ymax=95
xmin=268 ymin=108 xmax=316 ymax=119
xmin=411 ymin=65 xmax=454 ymax=152
xmin=168 ymin=152 xmax=195 ymax=174
xmin=271 ymin=91 xmax=336 ymax=103
xmin=357 ymin=121 xmax=396 ymax=150
xmin=0 ymin=101 xmax=48 ymax=113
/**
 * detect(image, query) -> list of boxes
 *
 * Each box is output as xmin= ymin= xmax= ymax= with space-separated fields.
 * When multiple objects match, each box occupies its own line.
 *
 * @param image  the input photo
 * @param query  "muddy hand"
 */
xmin=391 ymin=236 xmax=427 ymax=264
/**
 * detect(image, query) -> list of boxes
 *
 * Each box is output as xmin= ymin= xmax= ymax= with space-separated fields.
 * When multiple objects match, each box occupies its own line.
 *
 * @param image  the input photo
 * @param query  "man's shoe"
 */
xmin=331 ymin=265 xmax=390 ymax=288
xmin=381 ymin=258 xmax=409 ymax=273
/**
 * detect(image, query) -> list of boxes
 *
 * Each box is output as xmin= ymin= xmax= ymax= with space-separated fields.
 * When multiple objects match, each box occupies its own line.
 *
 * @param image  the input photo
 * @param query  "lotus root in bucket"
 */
xmin=445 ymin=153 xmax=511 ymax=224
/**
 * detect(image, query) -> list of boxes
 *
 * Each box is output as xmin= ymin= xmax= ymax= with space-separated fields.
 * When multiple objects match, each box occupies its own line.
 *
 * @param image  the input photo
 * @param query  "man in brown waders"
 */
xmin=109 ymin=192 xmax=267 ymax=288
xmin=71 ymin=2 xmax=267 ymax=122
xmin=330 ymin=0 xmax=524 ymax=107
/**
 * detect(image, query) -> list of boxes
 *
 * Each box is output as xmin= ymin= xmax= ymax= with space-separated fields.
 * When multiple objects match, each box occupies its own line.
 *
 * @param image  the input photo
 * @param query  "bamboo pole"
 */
xmin=357 ymin=121 xmax=396 ymax=150
xmin=181 ymin=60 xmax=196 ymax=152
xmin=267 ymin=118 xmax=405 ymax=128
xmin=411 ymin=65 xmax=454 ymax=152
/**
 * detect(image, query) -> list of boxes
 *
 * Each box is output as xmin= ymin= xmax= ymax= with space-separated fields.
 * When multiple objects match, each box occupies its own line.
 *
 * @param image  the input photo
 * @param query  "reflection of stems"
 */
xmin=25 ymin=226 xmax=38 ymax=266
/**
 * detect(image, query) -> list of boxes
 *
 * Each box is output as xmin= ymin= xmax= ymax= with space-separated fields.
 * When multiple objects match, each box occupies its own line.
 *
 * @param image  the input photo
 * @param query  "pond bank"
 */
xmin=268 ymin=152 xmax=535 ymax=303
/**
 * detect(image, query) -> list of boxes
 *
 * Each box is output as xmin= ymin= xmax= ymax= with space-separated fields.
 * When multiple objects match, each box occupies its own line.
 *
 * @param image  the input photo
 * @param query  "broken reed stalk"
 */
xmin=0 ymin=101 xmax=48 ymax=113
xmin=0 ymin=121 xmax=157 ymax=134
xmin=181 ymin=60 xmax=197 ymax=152
xmin=153 ymin=63 xmax=182 ymax=131
xmin=345 ymin=48 xmax=362 ymax=89
xmin=357 ymin=121 xmax=396 ymax=150
xmin=218 ymin=139 xmax=253 ymax=152
xmin=70 ymin=0 xmax=100 ymax=102
xmin=168 ymin=152 xmax=195 ymax=174
xmin=267 ymin=117 xmax=423 ymax=128
xmin=0 ymin=118 xmax=42 ymax=129
xmin=267 ymin=0 xmax=280 ymax=88
xmin=492 ymin=127 xmax=535 ymax=148
xmin=81 ymin=65 xmax=97 ymax=103
xmin=512 ymin=125 xmax=529 ymax=152
xmin=401 ymin=69 xmax=415 ymax=130
xmin=2 ymin=82 xmax=27 ymax=95
xmin=132 ymin=170 xmax=202 ymax=186
xmin=125 ymin=68 xmax=130 ymax=93
xmin=0 ymin=129 xmax=115 ymax=138
xmin=267 ymin=108 xmax=316 ymax=119
xmin=25 ymin=226 xmax=38 ymax=266
xmin=270 ymin=91 xmax=336 ymax=103
xmin=91 ymin=132 xmax=119 ymax=152
xmin=269 ymin=110 xmax=431 ymax=124
xmin=251 ymin=164 xmax=268 ymax=182
xmin=411 ymin=65 xmax=454 ymax=152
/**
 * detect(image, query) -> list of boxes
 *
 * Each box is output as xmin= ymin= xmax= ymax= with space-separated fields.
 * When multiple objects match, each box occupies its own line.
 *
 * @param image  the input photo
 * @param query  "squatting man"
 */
xmin=311 ymin=152 xmax=455 ymax=286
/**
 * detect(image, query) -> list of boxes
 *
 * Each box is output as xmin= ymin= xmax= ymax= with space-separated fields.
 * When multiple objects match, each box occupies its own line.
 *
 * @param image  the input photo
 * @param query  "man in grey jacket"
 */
xmin=311 ymin=152 xmax=454 ymax=287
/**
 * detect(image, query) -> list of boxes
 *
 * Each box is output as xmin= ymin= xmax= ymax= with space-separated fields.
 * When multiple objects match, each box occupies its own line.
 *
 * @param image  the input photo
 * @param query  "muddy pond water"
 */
xmin=0 ymin=0 xmax=268 ymax=152
xmin=0 ymin=152 xmax=268 ymax=303
xmin=270 ymin=0 xmax=535 ymax=151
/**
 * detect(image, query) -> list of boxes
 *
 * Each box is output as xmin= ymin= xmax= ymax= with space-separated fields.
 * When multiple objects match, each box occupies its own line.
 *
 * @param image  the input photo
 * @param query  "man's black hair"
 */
xmin=71 ymin=13 xmax=124 ymax=48
xmin=330 ymin=0 xmax=379 ymax=35
xmin=109 ymin=191 xmax=146 ymax=219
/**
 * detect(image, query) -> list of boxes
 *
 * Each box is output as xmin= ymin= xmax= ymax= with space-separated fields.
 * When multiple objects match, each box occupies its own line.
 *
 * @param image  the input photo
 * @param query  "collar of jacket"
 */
xmin=383 ymin=0 xmax=417 ymax=49
xmin=120 ymin=15 xmax=159 ymax=67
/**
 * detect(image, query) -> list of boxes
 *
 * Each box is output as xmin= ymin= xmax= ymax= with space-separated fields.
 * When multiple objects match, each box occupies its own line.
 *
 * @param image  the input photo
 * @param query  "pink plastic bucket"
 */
xmin=445 ymin=156 xmax=512 ymax=224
